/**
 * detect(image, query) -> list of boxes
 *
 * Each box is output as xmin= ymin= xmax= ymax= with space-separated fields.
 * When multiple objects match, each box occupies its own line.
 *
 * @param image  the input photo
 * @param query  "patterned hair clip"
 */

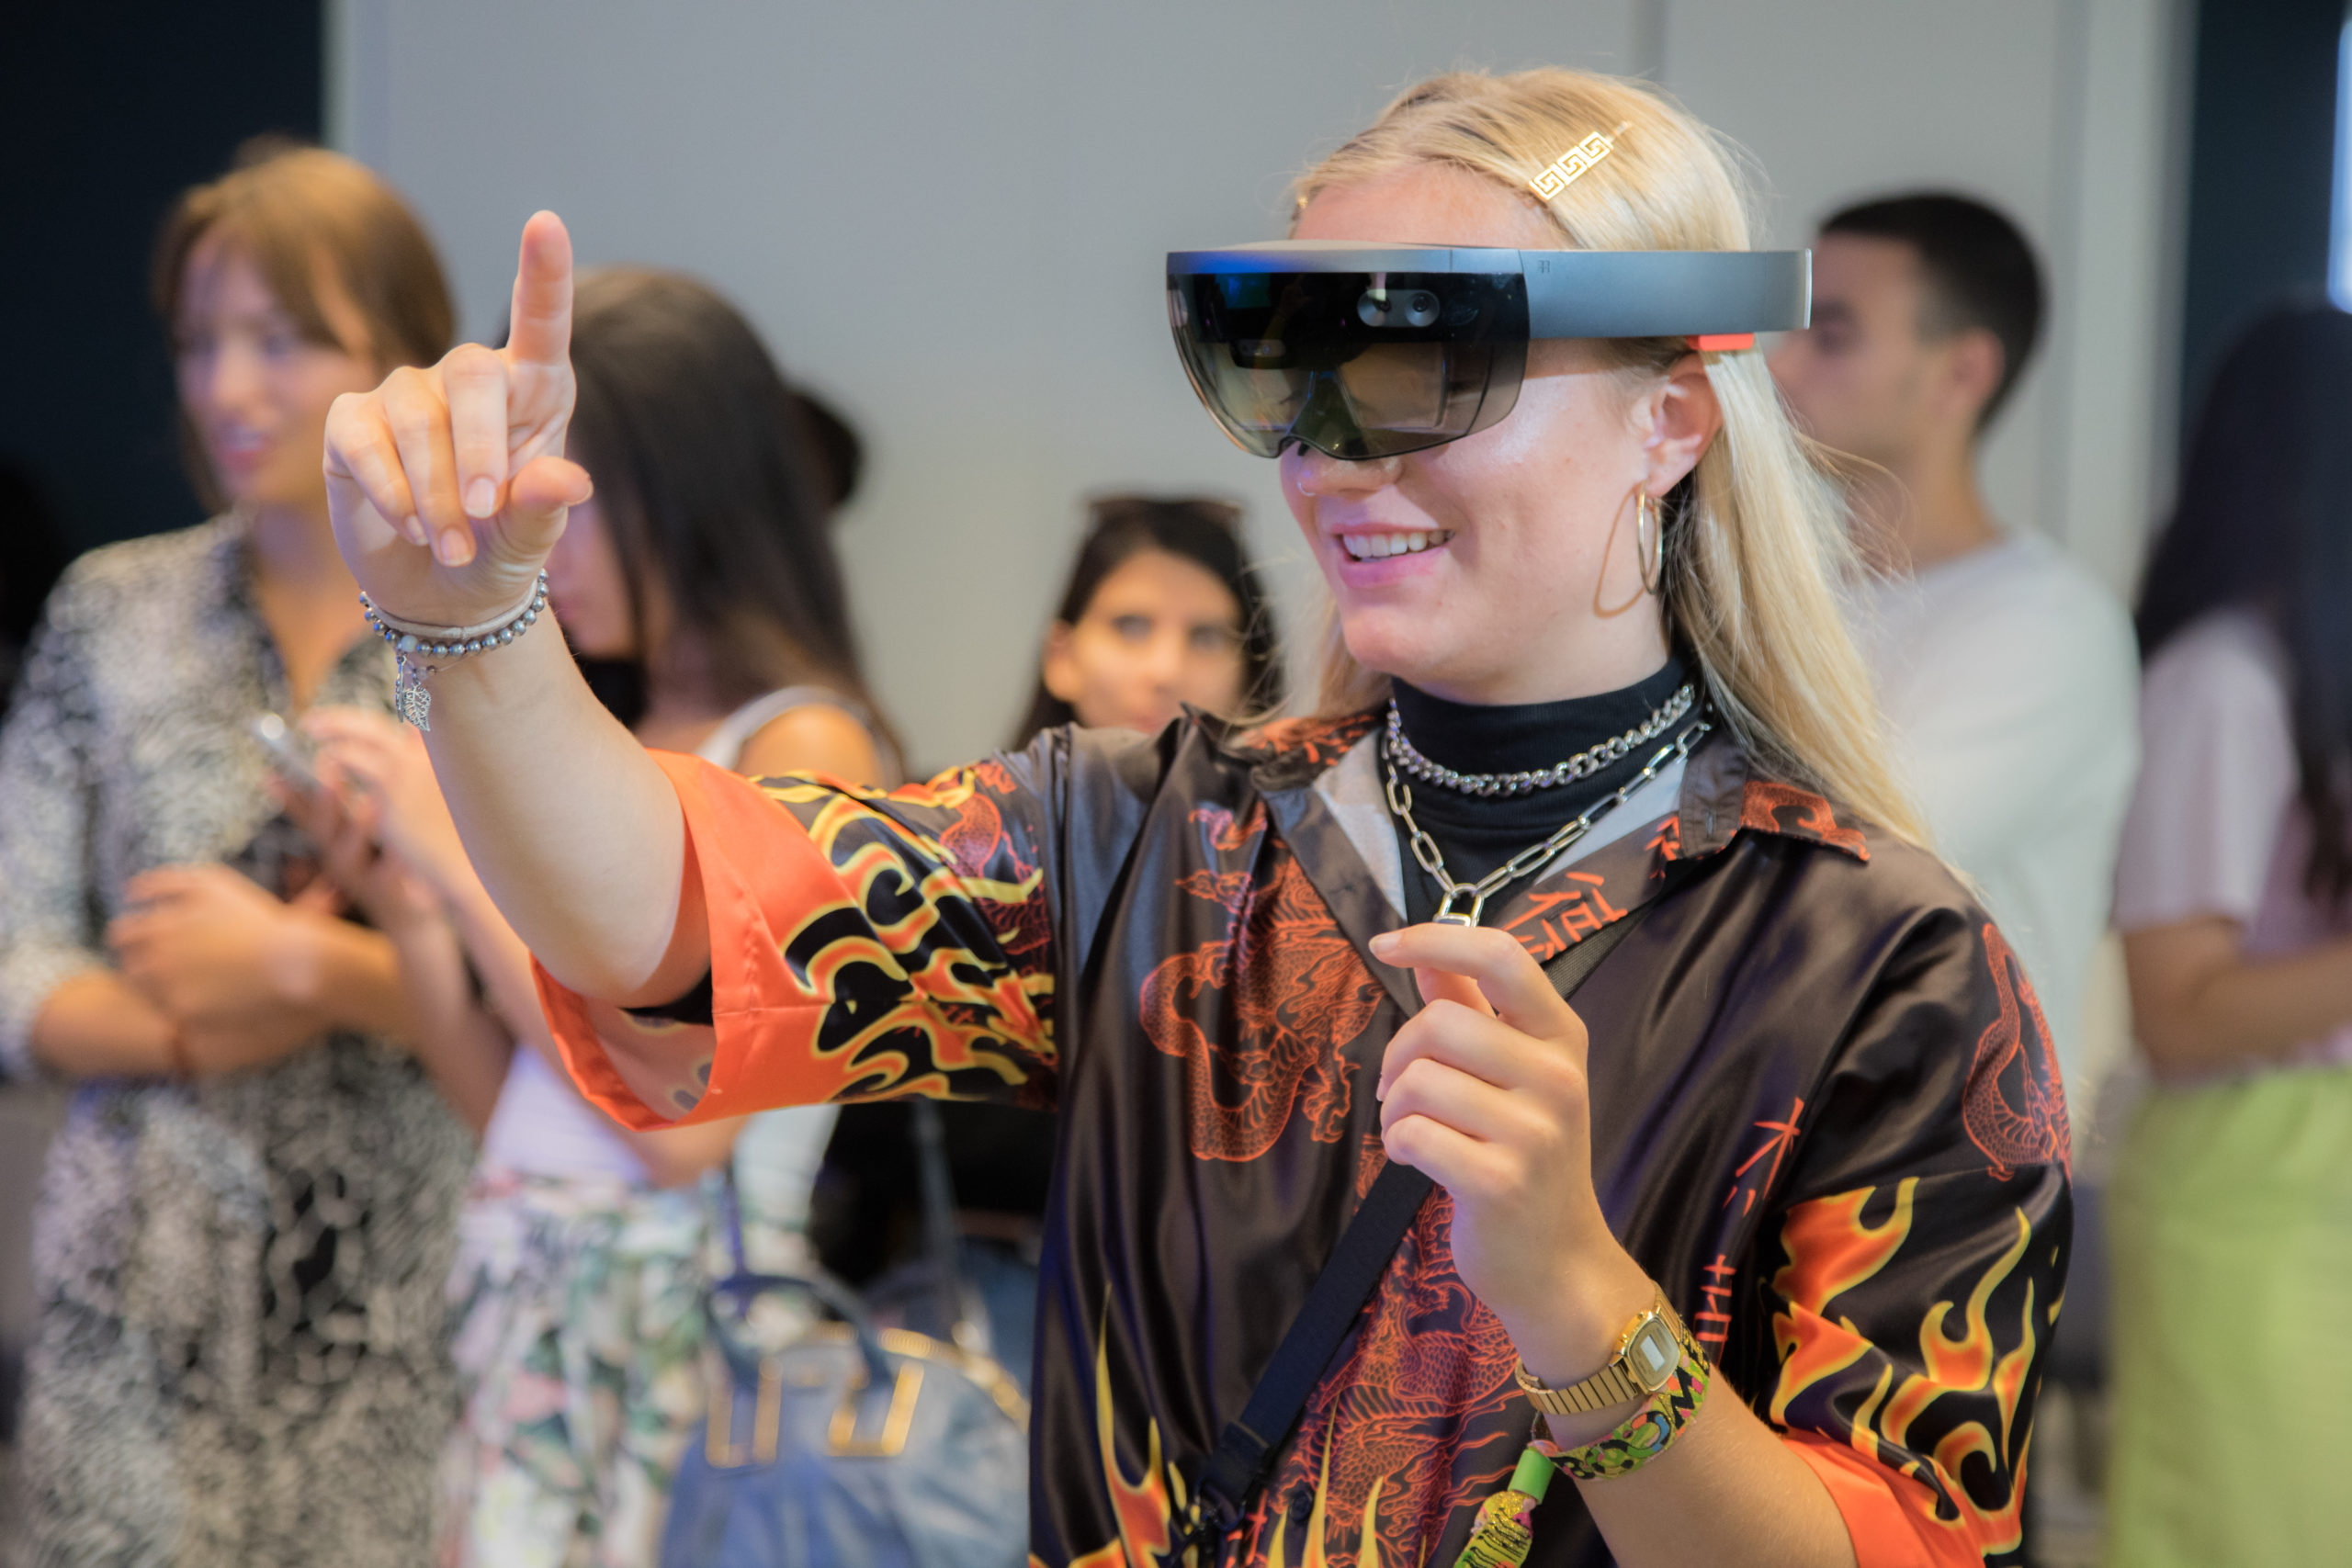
xmin=1529 ymin=119 xmax=1633 ymax=202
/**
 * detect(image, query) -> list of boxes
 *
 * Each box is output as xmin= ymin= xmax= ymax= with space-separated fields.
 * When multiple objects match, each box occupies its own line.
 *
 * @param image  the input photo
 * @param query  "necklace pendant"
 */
xmin=1432 ymin=886 xmax=1487 ymax=927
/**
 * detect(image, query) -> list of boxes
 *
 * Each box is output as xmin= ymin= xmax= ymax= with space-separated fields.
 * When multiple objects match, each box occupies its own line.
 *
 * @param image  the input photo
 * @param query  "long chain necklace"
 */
xmin=1385 ymin=682 xmax=1695 ymax=798
xmin=1383 ymin=719 xmax=1710 ymax=928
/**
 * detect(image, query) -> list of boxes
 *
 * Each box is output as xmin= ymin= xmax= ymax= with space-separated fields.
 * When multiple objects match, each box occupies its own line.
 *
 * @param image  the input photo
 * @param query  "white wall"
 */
xmin=331 ymin=0 xmax=2185 ymax=769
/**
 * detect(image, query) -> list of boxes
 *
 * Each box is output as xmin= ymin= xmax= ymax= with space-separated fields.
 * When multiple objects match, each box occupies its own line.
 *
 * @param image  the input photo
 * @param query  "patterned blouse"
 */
xmin=0 ymin=518 xmax=474 ymax=1568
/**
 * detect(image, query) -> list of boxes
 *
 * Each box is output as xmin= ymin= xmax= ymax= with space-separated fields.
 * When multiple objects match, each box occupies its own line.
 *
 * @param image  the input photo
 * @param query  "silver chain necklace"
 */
xmin=1385 ymin=682 xmax=1695 ymax=797
xmin=1384 ymin=718 xmax=1710 ymax=928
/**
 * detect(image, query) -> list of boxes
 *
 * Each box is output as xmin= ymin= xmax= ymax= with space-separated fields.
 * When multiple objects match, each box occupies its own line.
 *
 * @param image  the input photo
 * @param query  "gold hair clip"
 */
xmin=1529 ymin=120 xmax=1633 ymax=201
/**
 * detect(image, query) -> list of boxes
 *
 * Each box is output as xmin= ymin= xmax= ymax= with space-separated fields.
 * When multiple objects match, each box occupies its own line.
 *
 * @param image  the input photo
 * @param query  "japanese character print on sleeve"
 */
xmin=538 ymin=728 xmax=1116 ymax=1130
xmin=1758 ymin=912 xmax=2071 ymax=1568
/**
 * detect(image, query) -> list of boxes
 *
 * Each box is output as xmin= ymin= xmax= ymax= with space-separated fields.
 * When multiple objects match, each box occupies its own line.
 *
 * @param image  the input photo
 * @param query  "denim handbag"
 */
xmin=661 ymin=1102 xmax=1030 ymax=1568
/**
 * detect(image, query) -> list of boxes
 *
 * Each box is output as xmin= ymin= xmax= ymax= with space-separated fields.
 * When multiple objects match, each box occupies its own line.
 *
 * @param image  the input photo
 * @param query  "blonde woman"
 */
xmin=318 ymin=70 xmax=2066 ymax=1568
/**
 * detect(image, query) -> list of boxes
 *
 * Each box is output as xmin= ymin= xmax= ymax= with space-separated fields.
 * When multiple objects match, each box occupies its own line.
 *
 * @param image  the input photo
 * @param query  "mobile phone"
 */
xmin=251 ymin=712 xmax=323 ymax=795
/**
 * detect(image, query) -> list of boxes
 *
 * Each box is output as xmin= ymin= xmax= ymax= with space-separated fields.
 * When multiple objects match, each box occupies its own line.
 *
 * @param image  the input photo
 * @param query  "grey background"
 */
xmin=330 ymin=0 xmax=2188 ymax=769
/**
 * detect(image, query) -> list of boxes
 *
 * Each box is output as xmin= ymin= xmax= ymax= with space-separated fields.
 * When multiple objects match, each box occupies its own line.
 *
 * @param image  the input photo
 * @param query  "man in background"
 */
xmin=1771 ymin=192 xmax=2139 ymax=1106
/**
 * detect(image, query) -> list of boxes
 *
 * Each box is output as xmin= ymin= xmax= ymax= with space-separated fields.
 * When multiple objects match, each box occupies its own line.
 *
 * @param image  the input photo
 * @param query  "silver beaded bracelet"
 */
xmin=359 ymin=572 xmax=549 ymax=730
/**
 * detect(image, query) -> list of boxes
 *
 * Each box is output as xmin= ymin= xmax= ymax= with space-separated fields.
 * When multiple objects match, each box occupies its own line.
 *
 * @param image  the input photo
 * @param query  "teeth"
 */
xmin=1341 ymin=530 xmax=1450 ymax=561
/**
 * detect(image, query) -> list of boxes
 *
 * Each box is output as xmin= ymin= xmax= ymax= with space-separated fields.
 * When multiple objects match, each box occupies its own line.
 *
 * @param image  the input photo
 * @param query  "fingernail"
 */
xmin=1369 ymin=931 xmax=1397 ymax=957
xmin=402 ymin=514 xmax=426 ymax=547
xmin=464 ymin=479 xmax=497 ymax=518
xmin=434 ymin=529 xmax=475 ymax=567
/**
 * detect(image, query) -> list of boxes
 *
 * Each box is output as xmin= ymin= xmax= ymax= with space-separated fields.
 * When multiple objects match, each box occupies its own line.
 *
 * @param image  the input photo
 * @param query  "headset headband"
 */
xmin=1165 ymin=243 xmax=1812 ymax=345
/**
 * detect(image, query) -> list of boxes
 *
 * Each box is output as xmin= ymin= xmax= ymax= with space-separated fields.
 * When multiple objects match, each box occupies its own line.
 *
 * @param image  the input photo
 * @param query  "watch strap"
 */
xmin=1513 ymin=1291 xmax=1695 ymax=1416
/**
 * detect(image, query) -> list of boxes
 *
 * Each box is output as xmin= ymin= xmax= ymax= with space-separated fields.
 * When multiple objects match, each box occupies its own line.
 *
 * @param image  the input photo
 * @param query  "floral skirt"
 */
xmin=437 ymin=1168 xmax=720 ymax=1568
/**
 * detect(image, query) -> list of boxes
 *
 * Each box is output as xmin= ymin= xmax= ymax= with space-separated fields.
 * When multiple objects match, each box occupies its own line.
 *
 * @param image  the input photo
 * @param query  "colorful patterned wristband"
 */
xmin=1533 ymin=1351 xmax=1710 ymax=1482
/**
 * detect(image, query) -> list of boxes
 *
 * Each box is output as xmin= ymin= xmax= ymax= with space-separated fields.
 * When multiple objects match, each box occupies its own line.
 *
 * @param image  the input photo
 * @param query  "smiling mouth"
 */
xmin=1340 ymin=529 xmax=1453 ymax=562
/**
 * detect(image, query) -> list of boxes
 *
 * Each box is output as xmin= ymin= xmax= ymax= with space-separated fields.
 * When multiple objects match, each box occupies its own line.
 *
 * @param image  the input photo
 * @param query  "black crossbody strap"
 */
xmin=1186 ymin=901 xmax=1658 ymax=1549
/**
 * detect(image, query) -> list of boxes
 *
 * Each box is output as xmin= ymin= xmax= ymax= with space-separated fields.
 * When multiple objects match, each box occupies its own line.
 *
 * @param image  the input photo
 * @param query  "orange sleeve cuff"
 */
xmin=1781 ymin=1430 xmax=1983 ymax=1568
xmin=532 ymin=750 xmax=862 ymax=1131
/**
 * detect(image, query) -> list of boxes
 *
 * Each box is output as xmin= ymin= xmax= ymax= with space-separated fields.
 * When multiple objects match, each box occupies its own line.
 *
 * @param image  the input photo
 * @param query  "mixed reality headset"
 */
xmin=1167 ymin=243 xmax=1810 ymax=460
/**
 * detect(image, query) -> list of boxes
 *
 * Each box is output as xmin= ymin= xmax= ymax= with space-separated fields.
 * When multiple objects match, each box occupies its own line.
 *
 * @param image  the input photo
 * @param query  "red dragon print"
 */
xmin=1964 ymin=925 xmax=2071 ymax=1180
xmin=1232 ymin=712 xmax=1381 ymax=773
xmin=933 ymin=775 xmax=1051 ymax=962
xmin=1252 ymin=1190 xmax=1523 ymax=1568
xmin=1738 ymin=781 xmax=1870 ymax=860
xmin=1139 ymin=844 xmax=1385 ymax=1163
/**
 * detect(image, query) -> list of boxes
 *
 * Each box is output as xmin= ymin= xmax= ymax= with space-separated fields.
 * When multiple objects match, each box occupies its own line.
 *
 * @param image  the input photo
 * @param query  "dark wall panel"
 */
xmin=0 ymin=3 xmax=322 ymax=556
xmin=2177 ymin=0 xmax=2346 ymax=429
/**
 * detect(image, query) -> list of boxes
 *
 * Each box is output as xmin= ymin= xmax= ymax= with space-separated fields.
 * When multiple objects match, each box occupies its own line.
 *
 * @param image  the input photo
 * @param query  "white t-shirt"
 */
xmin=2111 ymin=609 xmax=2352 ymax=1068
xmin=1853 ymin=532 xmax=2140 ymax=1094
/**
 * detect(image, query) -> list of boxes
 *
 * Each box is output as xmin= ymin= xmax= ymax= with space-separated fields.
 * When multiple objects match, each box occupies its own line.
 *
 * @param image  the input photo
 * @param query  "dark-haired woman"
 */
xmin=0 ymin=146 xmax=486 ymax=1566
xmin=316 ymin=267 xmax=898 ymax=1568
xmin=824 ymin=493 xmax=1284 ymax=1379
xmin=2105 ymin=303 xmax=2352 ymax=1565
xmin=1012 ymin=493 xmax=1284 ymax=742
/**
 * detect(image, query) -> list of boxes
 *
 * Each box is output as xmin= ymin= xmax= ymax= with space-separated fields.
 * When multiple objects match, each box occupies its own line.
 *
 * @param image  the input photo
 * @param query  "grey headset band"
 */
xmin=1165 ymin=243 xmax=1812 ymax=339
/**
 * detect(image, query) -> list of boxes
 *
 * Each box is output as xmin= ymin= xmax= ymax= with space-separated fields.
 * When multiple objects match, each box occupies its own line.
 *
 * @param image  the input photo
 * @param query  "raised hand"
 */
xmin=323 ymin=209 xmax=592 ymax=626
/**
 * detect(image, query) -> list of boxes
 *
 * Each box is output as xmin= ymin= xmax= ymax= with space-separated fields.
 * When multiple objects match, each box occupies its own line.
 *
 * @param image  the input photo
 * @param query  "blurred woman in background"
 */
xmin=2107 ymin=303 xmax=2352 ymax=1565
xmin=0 ymin=143 xmax=485 ymax=1566
xmin=300 ymin=266 xmax=897 ymax=1568
xmin=1010 ymin=492 xmax=1283 ymax=743
xmin=822 ymin=494 xmax=1283 ymax=1382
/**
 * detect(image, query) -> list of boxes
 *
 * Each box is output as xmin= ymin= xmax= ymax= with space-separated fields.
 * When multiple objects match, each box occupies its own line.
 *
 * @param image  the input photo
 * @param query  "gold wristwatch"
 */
xmin=1513 ymin=1290 xmax=1697 ymax=1416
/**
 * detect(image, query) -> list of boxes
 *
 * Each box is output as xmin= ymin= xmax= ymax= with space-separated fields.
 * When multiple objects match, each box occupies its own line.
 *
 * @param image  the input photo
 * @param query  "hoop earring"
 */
xmin=1634 ymin=491 xmax=1665 ymax=596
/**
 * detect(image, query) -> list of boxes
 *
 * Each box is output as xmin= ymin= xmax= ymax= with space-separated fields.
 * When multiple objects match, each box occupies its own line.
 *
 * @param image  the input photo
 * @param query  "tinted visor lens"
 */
xmin=1168 ymin=270 xmax=1530 ymax=459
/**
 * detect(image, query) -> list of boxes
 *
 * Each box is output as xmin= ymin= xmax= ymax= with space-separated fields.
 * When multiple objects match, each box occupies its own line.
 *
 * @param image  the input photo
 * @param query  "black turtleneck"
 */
xmin=1387 ymin=652 xmax=1694 ymax=924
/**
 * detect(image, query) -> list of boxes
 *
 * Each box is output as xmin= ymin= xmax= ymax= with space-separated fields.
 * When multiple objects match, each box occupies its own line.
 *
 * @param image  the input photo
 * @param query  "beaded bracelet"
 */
xmin=359 ymin=573 xmax=549 ymax=730
xmin=1532 ymin=1350 xmax=1710 ymax=1483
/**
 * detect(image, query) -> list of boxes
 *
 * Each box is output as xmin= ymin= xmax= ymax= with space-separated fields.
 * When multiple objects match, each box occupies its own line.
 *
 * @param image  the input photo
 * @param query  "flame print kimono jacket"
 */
xmin=539 ymin=709 xmax=2070 ymax=1568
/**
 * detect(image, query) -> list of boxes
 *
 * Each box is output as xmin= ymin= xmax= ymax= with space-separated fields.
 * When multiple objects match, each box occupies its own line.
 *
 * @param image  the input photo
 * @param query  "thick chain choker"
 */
xmin=1385 ymin=681 xmax=1696 ymax=797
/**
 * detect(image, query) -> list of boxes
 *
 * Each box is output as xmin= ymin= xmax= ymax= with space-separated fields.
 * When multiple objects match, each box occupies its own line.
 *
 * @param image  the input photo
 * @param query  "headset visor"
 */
xmin=1168 ymin=267 xmax=1530 ymax=460
xmin=1168 ymin=243 xmax=1810 ymax=460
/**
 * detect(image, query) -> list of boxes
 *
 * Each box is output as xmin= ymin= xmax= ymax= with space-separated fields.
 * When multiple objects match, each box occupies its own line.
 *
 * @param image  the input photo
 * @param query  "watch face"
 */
xmin=1627 ymin=1318 xmax=1679 ymax=1393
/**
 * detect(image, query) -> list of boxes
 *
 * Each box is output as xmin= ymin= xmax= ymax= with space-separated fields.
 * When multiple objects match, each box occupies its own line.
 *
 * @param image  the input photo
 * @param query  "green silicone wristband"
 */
xmin=1509 ymin=1443 xmax=1555 ymax=1503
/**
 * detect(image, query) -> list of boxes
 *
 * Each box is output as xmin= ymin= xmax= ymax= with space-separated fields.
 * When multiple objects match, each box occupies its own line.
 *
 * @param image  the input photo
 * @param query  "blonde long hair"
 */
xmin=1293 ymin=69 xmax=1923 ymax=843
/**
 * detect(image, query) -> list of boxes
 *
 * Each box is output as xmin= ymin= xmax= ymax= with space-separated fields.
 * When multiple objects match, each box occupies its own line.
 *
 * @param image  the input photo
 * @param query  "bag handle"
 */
xmin=716 ymin=1095 xmax=983 ymax=1349
xmin=1186 ymin=894 xmax=1666 ymax=1551
xmin=704 ymin=1266 xmax=896 ymax=1392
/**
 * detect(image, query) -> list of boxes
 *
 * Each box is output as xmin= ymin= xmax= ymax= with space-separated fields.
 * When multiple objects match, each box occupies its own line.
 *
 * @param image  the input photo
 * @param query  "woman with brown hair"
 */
xmin=321 ymin=69 xmax=2067 ymax=1568
xmin=0 ymin=143 xmax=492 ymax=1565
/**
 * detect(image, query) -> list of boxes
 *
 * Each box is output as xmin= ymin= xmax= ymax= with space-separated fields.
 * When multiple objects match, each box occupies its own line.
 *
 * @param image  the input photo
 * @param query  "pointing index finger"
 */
xmin=505 ymin=210 xmax=573 ymax=369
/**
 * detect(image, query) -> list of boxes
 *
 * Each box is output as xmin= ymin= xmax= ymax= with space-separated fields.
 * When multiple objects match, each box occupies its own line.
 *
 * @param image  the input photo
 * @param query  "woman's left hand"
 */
xmin=1370 ymin=922 xmax=1656 ymax=1397
xmin=108 ymin=864 xmax=336 ymax=1069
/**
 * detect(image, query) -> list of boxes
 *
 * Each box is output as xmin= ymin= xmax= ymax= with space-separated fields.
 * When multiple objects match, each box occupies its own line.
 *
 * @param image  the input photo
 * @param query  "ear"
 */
xmin=1637 ymin=353 xmax=1724 ymax=494
xmin=1041 ymin=621 xmax=1081 ymax=703
xmin=1943 ymin=328 xmax=2006 ymax=426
